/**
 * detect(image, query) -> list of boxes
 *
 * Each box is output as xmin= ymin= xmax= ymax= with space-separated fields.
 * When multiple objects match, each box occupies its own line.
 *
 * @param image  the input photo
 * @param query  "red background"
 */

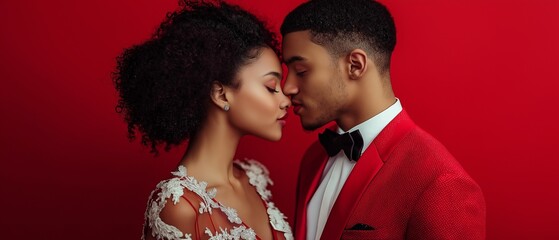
xmin=1 ymin=0 xmax=557 ymax=239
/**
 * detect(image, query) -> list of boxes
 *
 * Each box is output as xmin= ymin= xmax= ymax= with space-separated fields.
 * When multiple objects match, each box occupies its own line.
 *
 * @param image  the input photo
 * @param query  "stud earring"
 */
xmin=223 ymin=104 xmax=230 ymax=111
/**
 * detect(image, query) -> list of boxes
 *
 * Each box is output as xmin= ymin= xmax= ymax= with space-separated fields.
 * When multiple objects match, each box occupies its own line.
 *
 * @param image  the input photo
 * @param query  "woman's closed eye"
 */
xmin=266 ymin=86 xmax=280 ymax=93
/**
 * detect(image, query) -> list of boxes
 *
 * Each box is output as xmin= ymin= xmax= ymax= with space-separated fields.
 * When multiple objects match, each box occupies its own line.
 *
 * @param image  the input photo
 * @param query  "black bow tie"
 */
xmin=318 ymin=128 xmax=364 ymax=161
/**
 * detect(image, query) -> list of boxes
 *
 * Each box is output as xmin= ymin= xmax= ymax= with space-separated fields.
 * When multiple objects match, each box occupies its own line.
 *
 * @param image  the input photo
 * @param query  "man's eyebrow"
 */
xmin=284 ymin=56 xmax=305 ymax=65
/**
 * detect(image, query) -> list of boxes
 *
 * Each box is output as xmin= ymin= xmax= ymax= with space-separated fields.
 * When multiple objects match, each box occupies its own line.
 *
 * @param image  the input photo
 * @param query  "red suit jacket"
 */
xmin=294 ymin=111 xmax=486 ymax=239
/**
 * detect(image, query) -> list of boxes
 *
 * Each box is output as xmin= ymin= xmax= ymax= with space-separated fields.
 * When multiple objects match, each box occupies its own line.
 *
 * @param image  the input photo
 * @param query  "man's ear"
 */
xmin=210 ymin=81 xmax=229 ymax=110
xmin=347 ymin=49 xmax=368 ymax=80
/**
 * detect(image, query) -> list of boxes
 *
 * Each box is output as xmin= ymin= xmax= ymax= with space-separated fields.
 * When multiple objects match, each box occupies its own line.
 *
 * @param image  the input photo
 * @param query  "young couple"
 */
xmin=114 ymin=0 xmax=486 ymax=239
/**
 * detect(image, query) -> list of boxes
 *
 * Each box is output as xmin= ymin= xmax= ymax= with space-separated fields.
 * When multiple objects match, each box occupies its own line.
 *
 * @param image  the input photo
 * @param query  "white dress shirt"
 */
xmin=306 ymin=99 xmax=403 ymax=240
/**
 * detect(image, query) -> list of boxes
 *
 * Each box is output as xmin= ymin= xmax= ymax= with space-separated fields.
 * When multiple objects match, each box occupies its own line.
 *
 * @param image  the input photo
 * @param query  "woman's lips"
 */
xmin=278 ymin=114 xmax=288 ymax=127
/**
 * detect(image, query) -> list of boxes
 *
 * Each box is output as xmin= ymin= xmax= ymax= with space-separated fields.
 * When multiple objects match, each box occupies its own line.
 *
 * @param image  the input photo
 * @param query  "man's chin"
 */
xmin=301 ymin=119 xmax=323 ymax=131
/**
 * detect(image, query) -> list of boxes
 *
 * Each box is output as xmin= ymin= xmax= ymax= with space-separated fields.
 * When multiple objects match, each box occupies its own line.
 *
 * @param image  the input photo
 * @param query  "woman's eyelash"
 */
xmin=296 ymin=71 xmax=307 ymax=76
xmin=266 ymin=87 xmax=280 ymax=93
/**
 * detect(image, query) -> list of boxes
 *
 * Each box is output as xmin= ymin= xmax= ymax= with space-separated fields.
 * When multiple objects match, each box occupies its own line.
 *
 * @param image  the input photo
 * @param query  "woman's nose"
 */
xmin=279 ymin=92 xmax=291 ymax=110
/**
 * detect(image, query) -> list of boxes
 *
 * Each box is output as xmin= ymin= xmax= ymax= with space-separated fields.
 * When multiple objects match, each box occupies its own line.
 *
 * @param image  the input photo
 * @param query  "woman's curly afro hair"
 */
xmin=113 ymin=0 xmax=279 ymax=154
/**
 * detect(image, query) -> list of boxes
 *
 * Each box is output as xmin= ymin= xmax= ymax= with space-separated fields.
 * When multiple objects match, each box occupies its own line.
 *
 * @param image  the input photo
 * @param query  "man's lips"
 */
xmin=293 ymin=105 xmax=302 ymax=114
xmin=291 ymin=100 xmax=302 ymax=114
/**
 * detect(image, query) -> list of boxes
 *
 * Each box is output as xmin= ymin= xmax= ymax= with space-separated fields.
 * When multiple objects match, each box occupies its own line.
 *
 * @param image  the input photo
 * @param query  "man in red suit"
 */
xmin=280 ymin=0 xmax=486 ymax=239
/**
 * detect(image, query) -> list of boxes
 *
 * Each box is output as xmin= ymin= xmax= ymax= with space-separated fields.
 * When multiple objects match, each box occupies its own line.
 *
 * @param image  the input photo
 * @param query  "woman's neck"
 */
xmin=180 ymin=114 xmax=243 ymax=188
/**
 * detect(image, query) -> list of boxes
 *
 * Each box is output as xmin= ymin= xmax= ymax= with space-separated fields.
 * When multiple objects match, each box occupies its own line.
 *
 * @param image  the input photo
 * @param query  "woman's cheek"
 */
xmin=246 ymin=91 xmax=276 ymax=123
xmin=231 ymin=90 xmax=277 ymax=133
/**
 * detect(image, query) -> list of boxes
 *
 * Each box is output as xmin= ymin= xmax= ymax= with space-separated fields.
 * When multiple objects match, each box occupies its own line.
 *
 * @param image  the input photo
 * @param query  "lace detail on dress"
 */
xmin=235 ymin=160 xmax=294 ymax=240
xmin=204 ymin=226 xmax=256 ymax=240
xmin=234 ymin=160 xmax=273 ymax=201
xmin=170 ymin=166 xmax=220 ymax=215
xmin=142 ymin=159 xmax=293 ymax=240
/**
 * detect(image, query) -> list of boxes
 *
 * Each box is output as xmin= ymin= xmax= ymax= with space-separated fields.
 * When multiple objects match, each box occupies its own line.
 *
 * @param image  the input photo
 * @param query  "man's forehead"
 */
xmin=283 ymin=55 xmax=306 ymax=65
xmin=282 ymin=30 xmax=312 ymax=44
xmin=282 ymin=31 xmax=313 ymax=62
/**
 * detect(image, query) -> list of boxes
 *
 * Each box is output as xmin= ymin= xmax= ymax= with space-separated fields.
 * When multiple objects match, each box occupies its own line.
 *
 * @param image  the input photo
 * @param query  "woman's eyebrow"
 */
xmin=263 ymin=71 xmax=281 ymax=79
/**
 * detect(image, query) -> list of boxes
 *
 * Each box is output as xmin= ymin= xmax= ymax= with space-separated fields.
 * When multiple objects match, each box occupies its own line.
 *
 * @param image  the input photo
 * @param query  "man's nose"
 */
xmin=282 ymin=74 xmax=298 ymax=96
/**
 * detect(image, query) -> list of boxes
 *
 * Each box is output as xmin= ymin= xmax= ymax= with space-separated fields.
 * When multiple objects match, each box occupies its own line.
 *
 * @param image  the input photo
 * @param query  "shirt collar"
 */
xmin=337 ymin=98 xmax=403 ymax=154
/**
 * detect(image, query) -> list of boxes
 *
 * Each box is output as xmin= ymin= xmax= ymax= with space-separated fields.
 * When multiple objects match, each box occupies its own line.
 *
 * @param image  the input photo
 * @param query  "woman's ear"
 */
xmin=347 ymin=49 xmax=368 ymax=80
xmin=210 ymin=82 xmax=230 ymax=111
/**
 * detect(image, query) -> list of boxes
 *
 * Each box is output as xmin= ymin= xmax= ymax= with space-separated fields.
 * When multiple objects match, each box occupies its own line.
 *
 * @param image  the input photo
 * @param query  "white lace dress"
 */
xmin=142 ymin=159 xmax=293 ymax=240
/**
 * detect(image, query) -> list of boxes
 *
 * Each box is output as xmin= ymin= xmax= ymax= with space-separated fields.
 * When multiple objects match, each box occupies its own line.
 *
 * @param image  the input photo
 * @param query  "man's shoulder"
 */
xmin=399 ymin=126 xmax=457 ymax=162
xmin=386 ymin=125 xmax=474 ymax=182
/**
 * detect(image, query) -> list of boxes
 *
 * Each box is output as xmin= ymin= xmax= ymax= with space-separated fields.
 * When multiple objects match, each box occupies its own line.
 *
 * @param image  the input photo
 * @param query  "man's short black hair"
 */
xmin=281 ymin=0 xmax=396 ymax=74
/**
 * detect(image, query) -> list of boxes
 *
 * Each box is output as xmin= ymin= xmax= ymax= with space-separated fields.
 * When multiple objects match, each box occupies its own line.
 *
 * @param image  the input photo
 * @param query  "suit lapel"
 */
xmin=320 ymin=110 xmax=416 ymax=239
xmin=374 ymin=110 xmax=415 ymax=160
xmin=320 ymin=142 xmax=384 ymax=239
xmin=295 ymin=142 xmax=330 ymax=240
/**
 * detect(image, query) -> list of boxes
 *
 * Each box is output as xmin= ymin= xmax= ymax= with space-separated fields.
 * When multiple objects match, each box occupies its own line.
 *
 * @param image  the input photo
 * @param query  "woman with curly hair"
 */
xmin=113 ymin=1 xmax=292 ymax=239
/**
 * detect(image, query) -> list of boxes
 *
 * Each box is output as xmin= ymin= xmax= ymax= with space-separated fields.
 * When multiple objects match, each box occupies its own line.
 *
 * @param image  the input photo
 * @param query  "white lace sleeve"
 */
xmin=142 ymin=166 xmax=206 ymax=240
xmin=142 ymin=187 xmax=191 ymax=239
